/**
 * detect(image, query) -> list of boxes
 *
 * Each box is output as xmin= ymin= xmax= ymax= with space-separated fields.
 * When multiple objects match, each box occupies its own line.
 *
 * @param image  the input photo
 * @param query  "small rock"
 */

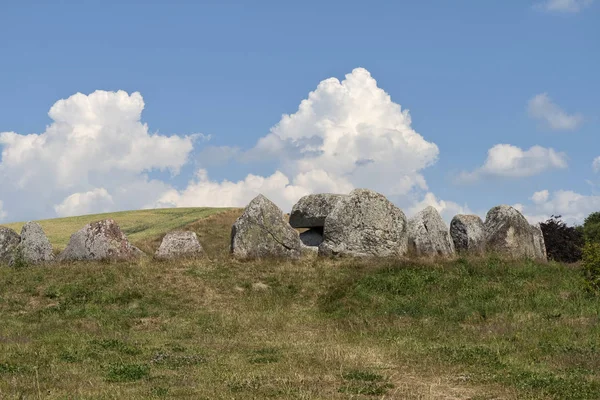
xmin=299 ymin=228 xmax=324 ymax=247
xmin=155 ymin=231 xmax=204 ymax=260
xmin=408 ymin=206 xmax=455 ymax=257
xmin=252 ymin=282 xmax=270 ymax=291
xmin=450 ymin=214 xmax=485 ymax=255
xmin=231 ymin=194 xmax=304 ymax=260
xmin=18 ymin=222 xmax=54 ymax=263
xmin=319 ymin=189 xmax=408 ymax=258
xmin=289 ymin=194 xmax=346 ymax=228
xmin=0 ymin=227 xmax=20 ymax=265
xmin=58 ymin=219 xmax=143 ymax=261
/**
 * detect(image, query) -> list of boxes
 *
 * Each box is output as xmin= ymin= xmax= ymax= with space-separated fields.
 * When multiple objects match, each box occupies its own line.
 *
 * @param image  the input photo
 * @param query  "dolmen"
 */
xmin=231 ymin=190 xmax=549 ymax=262
xmin=0 ymin=222 xmax=54 ymax=265
xmin=58 ymin=219 xmax=143 ymax=261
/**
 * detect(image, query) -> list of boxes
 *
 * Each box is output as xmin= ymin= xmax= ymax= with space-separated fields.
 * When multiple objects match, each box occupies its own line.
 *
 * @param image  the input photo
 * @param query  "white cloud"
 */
xmin=159 ymin=68 xmax=442 ymax=212
xmin=54 ymin=188 xmax=115 ymax=218
xmin=531 ymin=189 xmax=550 ymax=204
xmin=593 ymin=156 xmax=600 ymax=173
xmin=0 ymin=200 xmax=6 ymax=222
xmin=528 ymin=93 xmax=583 ymax=131
xmin=407 ymin=192 xmax=472 ymax=224
xmin=459 ymin=144 xmax=568 ymax=182
xmin=0 ymin=90 xmax=194 ymax=220
xmin=535 ymin=0 xmax=594 ymax=13
xmin=521 ymin=189 xmax=600 ymax=225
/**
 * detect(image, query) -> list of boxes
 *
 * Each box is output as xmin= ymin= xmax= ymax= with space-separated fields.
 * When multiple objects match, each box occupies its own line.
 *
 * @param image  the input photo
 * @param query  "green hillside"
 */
xmin=2 ymin=207 xmax=232 ymax=252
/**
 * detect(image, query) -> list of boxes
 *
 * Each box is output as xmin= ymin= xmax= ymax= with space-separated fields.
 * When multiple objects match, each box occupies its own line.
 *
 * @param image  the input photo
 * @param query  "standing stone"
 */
xmin=231 ymin=195 xmax=304 ymax=260
xmin=289 ymin=194 xmax=346 ymax=228
xmin=58 ymin=219 xmax=143 ymax=261
xmin=319 ymin=189 xmax=408 ymax=258
xmin=484 ymin=205 xmax=536 ymax=259
xmin=530 ymin=223 xmax=547 ymax=261
xmin=18 ymin=222 xmax=54 ymax=263
xmin=155 ymin=231 xmax=204 ymax=260
xmin=0 ymin=227 xmax=20 ymax=265
xmin=450 ymin=214 xmax=485 ymax=255
xmin=408 ymin=206 xmax=455 ymax=257
xmin=299 ymin=228 xmax=324 ymax=247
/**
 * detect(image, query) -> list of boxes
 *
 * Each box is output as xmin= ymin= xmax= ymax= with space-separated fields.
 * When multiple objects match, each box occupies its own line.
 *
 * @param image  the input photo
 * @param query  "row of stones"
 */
xmin=230 ymin=189 xmax=547 ymax=261
xmin=0 ymin=219 xmax=205 ymax=265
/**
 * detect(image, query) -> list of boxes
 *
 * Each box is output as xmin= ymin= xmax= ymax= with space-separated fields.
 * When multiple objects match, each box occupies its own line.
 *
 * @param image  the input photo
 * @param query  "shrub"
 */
xmin=582 ymin=242 xmax=600 ymax=293
xmin=583 ymin=211 xmax=600 ymax=244
xmin=539 ymin=215 xmax=584 ymax=263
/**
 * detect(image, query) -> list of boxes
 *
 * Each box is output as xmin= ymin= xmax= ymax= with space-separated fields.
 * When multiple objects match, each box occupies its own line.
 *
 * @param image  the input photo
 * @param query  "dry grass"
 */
xmin=0 ymin=209 xmax=599 ymax=399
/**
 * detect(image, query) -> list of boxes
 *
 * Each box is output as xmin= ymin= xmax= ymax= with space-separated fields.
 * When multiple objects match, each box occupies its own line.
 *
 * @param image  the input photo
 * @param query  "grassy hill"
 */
xmin=1 ymin=209 xmax=599 ymax=399
xmin=2 ymin=207 xmax=235 ymax=253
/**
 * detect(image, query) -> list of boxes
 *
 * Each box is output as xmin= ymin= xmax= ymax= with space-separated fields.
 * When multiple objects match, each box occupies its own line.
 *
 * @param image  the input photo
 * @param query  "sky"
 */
xmin=0 ymin=0 xmax=598 ymax=225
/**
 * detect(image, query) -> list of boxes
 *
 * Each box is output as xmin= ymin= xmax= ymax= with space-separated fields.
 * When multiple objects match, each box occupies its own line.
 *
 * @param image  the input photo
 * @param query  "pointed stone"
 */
xmin=408 ymin=206 xmax=455 ymax=257
xmin=19 ymin=222 xmax=54 ymax=263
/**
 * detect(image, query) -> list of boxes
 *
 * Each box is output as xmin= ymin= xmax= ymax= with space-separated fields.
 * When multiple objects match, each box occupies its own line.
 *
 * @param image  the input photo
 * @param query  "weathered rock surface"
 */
xmin=408 ymin=206 xmax=455 ymax=257
xmin=0 ymin=227 xmax=20 ymax=265
xmin=319 ymin=189 xmax=408 ymax=258
xmin=155 ymin=231 xmax=204 ymax=260
xmin=299 ymin=228 xmax=324 ymax=247
xmin=450 ymin=214 xmax=485 ymax=255
xmin=58 ymin=219 xmax=143 ymax=261
xmin=289 ymin=194 xmax=346 ymax=228
xmin=484 ymin=205 xmax=537 ymax=259
xmin=531 ymin=223 xmax=547 ymax=261
xmin=231 ymin=195 xmax=304 ymax=260
xmin=19 ymin=222 xmax=54 ymax=263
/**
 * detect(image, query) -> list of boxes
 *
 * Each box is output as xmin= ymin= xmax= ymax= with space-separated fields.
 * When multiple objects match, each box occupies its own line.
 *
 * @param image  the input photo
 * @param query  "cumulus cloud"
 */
xmin=54 ymin=188 xmax=115 ymax=217
xmin=162 ymin=68 xmax=440 ymax=211
xmin=520 ymin=189 xmax=600 ymax=225
xmin=593 ymin=156 xmax=600 ymax=173
xmin=458 ymin=144 xmax=568 ymax=182
xmin=0 ymin=90 xmax=194 ymax=220
xmin=528 ymin=93 xmax=583 ymax=131
xmin=407 ymin=192 xmax=472 ymax=223
xmin=534 ymin=0 xmax=594 ymax=13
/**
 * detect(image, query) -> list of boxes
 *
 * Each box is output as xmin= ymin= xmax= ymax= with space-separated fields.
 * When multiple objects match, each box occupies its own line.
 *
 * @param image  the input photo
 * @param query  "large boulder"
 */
xmin=0 ymin=227 xmax=20 ymax=265
xmin=531 ymin=223 xmax=547 ymax=261
xmin=155 ymin=231 xmax=204 ymax=260
xmin=289 ymin=194 xmax=346 ymax=228
xmin=18 ymin=222 xmax=54 ymax=263
xmin=319 ymin=189 xmax=408 ymax=258
xmin=484 ymin=205 xmax=537 ymax=259
xmin=58 ymin=219 xmax=143 ymax=261
xmin=450 ymin=214 xmax=485 ymax=255
xmin=231 ymin=195 xmax=304 ymax=260
xmin=408 ymin=206 xmax=455 ymax=257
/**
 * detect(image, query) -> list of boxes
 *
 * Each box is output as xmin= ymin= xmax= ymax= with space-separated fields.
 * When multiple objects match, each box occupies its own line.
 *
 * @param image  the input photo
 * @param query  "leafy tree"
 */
xmin=583 ymin=211 xmax=600 ymax=244
xmin=539 ymin=215 xmax=584 ymax=263
xmin=582 ymin=241 xmax=600 ymax=294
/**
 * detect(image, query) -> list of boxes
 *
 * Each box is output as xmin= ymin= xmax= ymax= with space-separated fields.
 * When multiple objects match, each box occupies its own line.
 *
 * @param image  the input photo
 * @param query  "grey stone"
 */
xmin=58 ymin=219 xmax=143 ymax=261
xmin=408 ymin=206 xmax=455 ymax=257
xmin=450 ymin=214 xmax=485 ymax=255
xmin=299 ymin=228 xmax=324 ymax=247
xmin=0 ymin=227 xmax=20 ymax=265
xmin=155 ymin=231 xmax=204 ymax=260
xmin=289 ymin=194 xmax=346 ymax=228
xmin=319 ymin=189 xmax=408 ymax=258
xmin=231 ymin=194 xmax=304 ymax=260
xmin=18 ymin=222 xmax=54 ymax=263
xmin=531 ymin=223 xmax=547 ymax=261
xmin=484 ymin=205 xmax=537 ymax=259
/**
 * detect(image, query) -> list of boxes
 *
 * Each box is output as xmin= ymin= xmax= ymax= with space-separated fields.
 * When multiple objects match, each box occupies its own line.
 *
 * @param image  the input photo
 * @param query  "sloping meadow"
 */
xmin=0 ymin=209 xmax=599 ymax=399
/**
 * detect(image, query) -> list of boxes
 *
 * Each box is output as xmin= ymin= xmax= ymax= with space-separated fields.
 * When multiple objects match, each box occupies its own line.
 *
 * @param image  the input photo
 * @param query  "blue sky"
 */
xmin=0 ymin=0 xmax=598 ymax=224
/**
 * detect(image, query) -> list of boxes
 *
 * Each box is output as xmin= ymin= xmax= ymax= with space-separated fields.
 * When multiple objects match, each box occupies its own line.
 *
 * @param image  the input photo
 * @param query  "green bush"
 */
xmin=582 ymin=241 xmax=600 ymax=293
xmin=583 ymin=211 xmax=600 ymax=244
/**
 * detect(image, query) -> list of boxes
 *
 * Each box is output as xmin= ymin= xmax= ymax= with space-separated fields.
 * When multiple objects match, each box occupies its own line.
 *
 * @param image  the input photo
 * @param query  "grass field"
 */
xmin=1 ymin=210 xmax=599 ymax=399
xmin=3 ymin=207 xmax=232 ymax=253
